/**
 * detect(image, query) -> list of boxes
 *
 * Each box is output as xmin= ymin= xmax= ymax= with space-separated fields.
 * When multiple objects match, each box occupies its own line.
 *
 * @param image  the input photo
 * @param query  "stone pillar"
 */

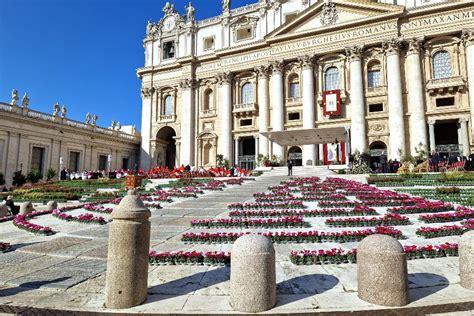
xmin=46 ymin=201 xmax=58 ymax=211
xmin=299 ymin=55 xmax=317 ymax=165
xmin=406 ymin=38 xmax=428 ymax=154
xmin=218 ymin=72 xmax=234 ymax=164
xmin=255 ymin=66 xmax=270 ymax=157
xmin=105 ymin=190 xmax=151 ymax=309
xmin=463 ymin=29 xmax=474 ymax=139
xmin=179 ymin=79 xmax=196 ymax=166
xmin=271 ymin=61 xmax=285 ymax=160
xmin=357 ymin=234 xmax=409 ymax=306
xmin=230 ymin=234 xmax=276 ymax=312
xmin=384 ymin=39 xmax=406 ymax=160
xmin=428 ymin=120 xmax=436 ymax=152
xmin=460 ymin=118 xmax=470 ymax=156
xmin=254 ymin=135 xmax=259 ymax=159
xmin=346 ymin=46 xmax=367 ymax=154
xmin=19 ymin=202 xmax=34 ymax=215
xmin=234 ymin=138 xmax=239 ymax=167
xmin=139 ymin=87 xmax=155 ymax=171
xmin=459 ymin=230 xmax=474 ymax=290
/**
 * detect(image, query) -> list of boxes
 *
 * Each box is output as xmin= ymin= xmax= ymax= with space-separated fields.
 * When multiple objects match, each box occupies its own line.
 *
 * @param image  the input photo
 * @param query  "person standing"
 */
xmin=430 ymin=150 xmax=440 ymax=172
xmin=287 ymin=158 xmax=293 ymax=176
xmin=380 ymin=151 xmax=388 ymax=173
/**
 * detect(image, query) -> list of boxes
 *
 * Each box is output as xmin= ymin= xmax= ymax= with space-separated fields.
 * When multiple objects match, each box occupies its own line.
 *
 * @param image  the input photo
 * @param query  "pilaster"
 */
xmin=270 ymin=60 xmax=285 ymax=160
xmin=255 ymin=65 xmax=271 ymax=157
xmin=179 ymin=78 xmax=197 ymax=165
xmin=140 ymin=86 xmax=155 ymax=171
xmin=462 ymin=29 xmax=474 ymax=139
xmin=217 ymin=72 xmax=234 ymax=164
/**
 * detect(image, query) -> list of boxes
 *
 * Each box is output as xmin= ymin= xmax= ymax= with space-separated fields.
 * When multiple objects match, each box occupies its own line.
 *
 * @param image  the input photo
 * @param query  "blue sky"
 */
xmin=0 ymin=0 xmax=256 ymax=131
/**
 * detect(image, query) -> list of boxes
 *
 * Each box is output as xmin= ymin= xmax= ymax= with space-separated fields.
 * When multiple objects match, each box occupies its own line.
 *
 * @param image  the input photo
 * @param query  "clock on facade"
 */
xmin=162 ymin=16 xmax=176 ymax=31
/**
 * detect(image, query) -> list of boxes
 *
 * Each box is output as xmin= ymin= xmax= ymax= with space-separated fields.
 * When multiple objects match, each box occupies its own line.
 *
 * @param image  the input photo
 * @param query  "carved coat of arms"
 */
xmin=320 ymin=1 xmax=338 ymax=26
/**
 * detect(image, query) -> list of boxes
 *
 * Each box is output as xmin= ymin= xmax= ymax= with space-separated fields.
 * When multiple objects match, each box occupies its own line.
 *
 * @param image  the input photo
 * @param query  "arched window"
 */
xmin=367 ymin=61 xmax=381 ymax=88
xmin=241 ymin=82 xmax=253 ymax=104
xmin=203 ymin=89 xmax=214 ymax=111
xmin=324 ymin=67 xmax=340 ymax=91
xmin=163 ymin=95 xmax=173 ymax=116
xmin=432 ymin=51 xmax=452 ymax=79
xmin=288 ymin=74 xmax=300 ymax=98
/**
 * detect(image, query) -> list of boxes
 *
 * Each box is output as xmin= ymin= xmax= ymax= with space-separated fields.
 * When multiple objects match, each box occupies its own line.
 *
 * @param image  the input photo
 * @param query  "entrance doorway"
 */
xmin=288 ymin=146 xmax=303 ymax=166
xmin=156 ymin=126 xmax=176 ymax=169
xmin=369 ymin=142 xmax=387 ymax=171
xmin=434 ymin=120 xmax=460 ymax=159
xmin=238 ymin=137 xmax=255 ymax=169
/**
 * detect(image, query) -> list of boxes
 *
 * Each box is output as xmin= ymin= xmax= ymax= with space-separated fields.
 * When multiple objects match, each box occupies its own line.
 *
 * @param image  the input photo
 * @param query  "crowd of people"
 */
xmin=146 ymin=165 xmax=251 ymax=179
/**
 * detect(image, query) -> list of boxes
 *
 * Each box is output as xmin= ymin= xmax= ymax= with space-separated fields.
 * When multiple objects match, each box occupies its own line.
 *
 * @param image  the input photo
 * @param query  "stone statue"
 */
xmin=132 ymin=125 xmax=136 ymax=134
xmin=11 ymin=89 xmax=19 ymax=106
xmin=21 ymin=93 xmax=29 ymax=108
xmin=162 ymin=2 xmax=174 ymax=15
xmin=321 ymin=0 xmax=338 ymax=26
xmin=61 ymin=105 xmax=67 ymax=118
xmin=86 ymin=112 xmax=91 ymax=124
xmin=111 ymin=120 xmax=116 ymax=130
xmin=185 ymin=2 xmax=195 ymax=22
xmin=53 ymin=103 xmax=60 ymax=117
xmin=146 ymin=20 xmax=153 ymax=35
xmin=222 ymin=0 xmax=230 ymax=12
xmin=92 ymin=114 xmax=98 ymax=126
xmin=117 ymin=122 xmax=122 ymax=131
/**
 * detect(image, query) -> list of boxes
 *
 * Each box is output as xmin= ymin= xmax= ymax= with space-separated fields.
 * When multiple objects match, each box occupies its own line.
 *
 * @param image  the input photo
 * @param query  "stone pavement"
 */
xmin=0 ymin=167 xmax=473 ymax=315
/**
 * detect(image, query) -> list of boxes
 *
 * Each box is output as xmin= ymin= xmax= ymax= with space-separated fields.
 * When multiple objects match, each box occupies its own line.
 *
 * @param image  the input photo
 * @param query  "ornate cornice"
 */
xmin=254 ymin=65 xmax=271 ymax=80
xmin=297 ymin=55 xmax=315 ymax=70
xmin=382 ymin=38 xmax=403 ymax=56
xmin=179 ymin=78 xmax=197 ymax=89
xmin=216 ymin=72 xmax=233 ymax=85
xmin=462 ymin=29 xmax=474 ymax=48
xmin=141 ymin=87 xmax=156 ymax=98
xmin=270 ymin=60 xmax=285 ymax=75
xmin=406 ymin=37 xmax=424 ymax=56
xmin=345 ymin=45 xmax=364 ymax=63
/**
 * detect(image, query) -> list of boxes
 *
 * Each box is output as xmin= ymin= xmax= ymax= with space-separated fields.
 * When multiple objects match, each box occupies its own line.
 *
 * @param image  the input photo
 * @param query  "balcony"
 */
xmin=426 ymin=76 xmax=466 ymax=95
xmin=201 ymin=109 xmax=216 ymax=118
xmin=286 ymin=97 xmax=302 ymax=106
xmin=233 ymin=102 xmax=257 ymax=116
xmin=366 ymin=86 xmax=386 ymax=97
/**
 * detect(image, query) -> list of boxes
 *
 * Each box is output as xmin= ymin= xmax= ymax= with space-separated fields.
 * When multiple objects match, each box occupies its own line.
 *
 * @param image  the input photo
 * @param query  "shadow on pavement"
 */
xmin=408 ymin=272 xmax=449 ymax=303
xmin=0 ymin=277 xmax=71 ymax=297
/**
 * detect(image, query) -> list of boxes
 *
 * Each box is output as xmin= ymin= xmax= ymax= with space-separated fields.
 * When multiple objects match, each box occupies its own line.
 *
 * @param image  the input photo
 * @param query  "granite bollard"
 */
xmin=0 ymin=205 xmax=8 ymax=217
xmin=460 ymin=230 xmax=474 ymax=290
xmin=357 ymin=234 xmax=409 ymax=306
xmin=105 ymin=190 xmax=151 ymax=309
xmin=46 ymin=201 xmax=58 ymax=211
xmin=19 ymin=202 xmax=34 ymax=215
xmin=230 ymin=234 xmax=276 ymax=313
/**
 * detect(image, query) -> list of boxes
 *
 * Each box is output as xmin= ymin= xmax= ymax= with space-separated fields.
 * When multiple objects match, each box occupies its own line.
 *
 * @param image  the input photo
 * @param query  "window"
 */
xmin=324 ymin=67 xmax=340 ymax=91
xmin=436 ymin=97 xmax=455 ymax=107
xmin=69 ymin=151 xmax=80 ymax=172
xmin=164 ymin=95 xmax=173 ymax=116
xmin=163 ymin=41 xmax=175 ymax=59
xmin=98 ymin=155 xmax=108 ymax=171
xmin=432 ymin=51 xmax=452 ymax=79
xmin=241 ymin=83 xmax=253 ymax=104
xmin=288 ymin=112 xmax=301 ymax=121
xmin=203 ymin=89 xmax=214 ymax=111
xmin=369 ymin=103 xmax=384 ymax=112
xmin=31 ymin=147 xmax=45 ymax=173
xmin=289 ymin=75 xmax=300 ymax=98
xmin=203 ymin=37 xmax=215 ymax=51
xmin=240 ymin=119 xmax=252 ymax=126
xmin=236 ymin=27 xmax=252 ymax=41
xmin=367 ymin=61 xmax=381 ymax=88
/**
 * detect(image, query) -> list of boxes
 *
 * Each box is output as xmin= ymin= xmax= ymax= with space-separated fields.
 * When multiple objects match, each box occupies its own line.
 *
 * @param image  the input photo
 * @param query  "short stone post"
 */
xmin=0 ymin=205 xmax=8 ymax=217
xmin=230 ymin=234 xmax=276 ymax=313
xmin=105 ymin=190 xmax=151 ymax=309
xmin=357 ymin=234 xmax=409 ymax=306
xmin=46 ymin=201 xmax=58 ymax=211
xmin=460 ymin=230 xmax=474 ymax=290
xmin=19 ymin=202 xmax=34 ymax=215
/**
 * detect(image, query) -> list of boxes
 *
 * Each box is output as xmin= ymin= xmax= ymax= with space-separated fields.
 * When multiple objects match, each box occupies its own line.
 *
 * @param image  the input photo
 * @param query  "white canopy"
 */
xmin=260 ymin=127 xmax=348 ymax=146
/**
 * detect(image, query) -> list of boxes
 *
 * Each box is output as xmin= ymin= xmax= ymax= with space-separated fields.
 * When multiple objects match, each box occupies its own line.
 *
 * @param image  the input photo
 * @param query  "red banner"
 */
xmin=322 ymin=90 xmax=341 ymax=117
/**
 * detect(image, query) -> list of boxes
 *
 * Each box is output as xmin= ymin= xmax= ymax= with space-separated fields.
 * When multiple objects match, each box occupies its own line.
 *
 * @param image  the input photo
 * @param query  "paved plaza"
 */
xmin=0 ymin=167 xmax=473 ymax=315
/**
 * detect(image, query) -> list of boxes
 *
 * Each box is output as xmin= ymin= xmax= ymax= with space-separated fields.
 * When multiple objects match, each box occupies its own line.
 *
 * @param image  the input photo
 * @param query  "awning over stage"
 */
xmin=260 ymin=127 xmax=348 ymax=146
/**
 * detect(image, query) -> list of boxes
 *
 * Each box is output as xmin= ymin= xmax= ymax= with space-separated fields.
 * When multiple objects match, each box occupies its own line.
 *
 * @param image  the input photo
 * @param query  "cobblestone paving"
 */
xmin=0 ymin=167 xmax=473 ymax=314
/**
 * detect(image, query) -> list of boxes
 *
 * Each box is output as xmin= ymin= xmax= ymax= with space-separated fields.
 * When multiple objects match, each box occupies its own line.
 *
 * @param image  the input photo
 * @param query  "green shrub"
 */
xmin=436 ymin=187 xmax=461 ymax=195
xmin=337 ymin=169 xmax=346 ymax=175
xmin=26 ymin=170 xmax=43 ymax=184
xmin=367 ymin=176 xmax=404 ymax=184
xmin=46 ymin=168 xmax=57 ymax=181
xmin=12 ymin=171 xmax=26 ymax=187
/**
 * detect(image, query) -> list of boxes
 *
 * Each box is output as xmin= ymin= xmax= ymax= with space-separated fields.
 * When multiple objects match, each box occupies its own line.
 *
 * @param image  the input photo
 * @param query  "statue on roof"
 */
xmin=163 ymin=2 xmax=174 ymax=15
xmin=61 ymin=105 xmax=67 ymax=118
xmin=185 ymin=2 xmax=195 ymax=23
xmin=92 ymin=114 xmax=98 ymax=126
xmin=11 ymin=89 xmax=19 ymax=106
xmin=53 ymin=102 xmax=60 ymax=117
xmin=222 ymin=0 xmax=230 ymax=12
xmin=86 ymin=112 xmax=91 ymax=124
xmin=21 ymin=93 xmax=29 ymax=108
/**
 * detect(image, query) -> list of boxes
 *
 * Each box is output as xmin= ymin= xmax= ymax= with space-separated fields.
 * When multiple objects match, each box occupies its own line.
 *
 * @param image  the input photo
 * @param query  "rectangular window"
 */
xmin=289 ymin=82 xmax=300 ymax=98
xmin=436 ymin=97 xmax=455 ymax=107
xmin=69 ymin=151 xmax=80 ymax=172
xmin=288 ymin=112 xmax=301 ymax=121
xmin=122 ymin=158 xmax=129 ymax=170
xmin=163 ymin=41 xmax=175 ymax=59
xmin=31 ymin=147 xmax=45 ymax=173
xmin=203 ymin=37 xmax=214 ymax=51
xmin=98 ymin=155 xmax=108 ymax=171
xmin=367 ymin=70 xmax=381 ymax=88
xmin=236 ymin=27 xmax=252 ymax=41
xmin=369 ymin=103 xmax=384 ymax=112
xmin=240 ymin=119 xmax=252 ymax=127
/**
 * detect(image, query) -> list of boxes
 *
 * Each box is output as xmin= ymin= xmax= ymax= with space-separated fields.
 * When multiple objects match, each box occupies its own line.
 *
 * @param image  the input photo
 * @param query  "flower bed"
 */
xmin=464 ymin=219 xmax=474 ymax=229
xmin=290 ymin=242 xmax=458 ymax=265
xmin=418 ymin=207 xmax=474 ymax=223
xmin=0 ymin=215 xmax=15 ymax=223
xmin=190 ymin=216 xmax=309 ymax=229
xmin=182 ymin=227 xmax=402 ymax=244
xmin=416 ymin=225 xmax=467 ymax=238
xmin=13 ymin=211 xmax=55 ymax=235
xmin=228 ymin=201 xmax=305 ymax=210
xmin=388 ymin=201 xmax=453 ymax=215
xmin=0 ymin=242 xmax=12 ymax=253
xmin=149 ymin=251 xmax=230 ymax=266
xmin=325 ymin=214 xmax=411 ymax=227
xmin=83 ymin=204 xmax=113 ymax=214
xmin=52 ymin=209 xmax=107 ymax=225
xmin=318 ymin=201 xmax=362 ymax=208
xmin=228 ymin=205 xmax=378 ymax=218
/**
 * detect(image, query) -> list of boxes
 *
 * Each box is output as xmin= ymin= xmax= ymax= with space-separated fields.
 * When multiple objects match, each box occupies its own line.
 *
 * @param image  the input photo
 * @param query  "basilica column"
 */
xmin=255 ymin=65 xmax=270 ymax=157
xmin=271 ymin=61 xmax=285 ymax=160
xmin=218 ymin=72 xmax=234 ymax=165
xmin=460 ymin=118 xmax=470 ymax=157
xmin=384 ymin=38 xmax=406 ymax=160
xmin=345 ymin=46 xmax=367 ymax=154
xmin=462 ymin=29 xmax=474 ymax=141
xmin=428 ymin=119 xmax=436 ymax=152
xmin=179 ymin=79 xmax=196 ymax=166
xmin=299 ymin=55 xmax=317 ymax=165
xmin=406 ymin=38 xmax=428 ymax=154
xmin=139 ymin=86 xmax=155 ymax=171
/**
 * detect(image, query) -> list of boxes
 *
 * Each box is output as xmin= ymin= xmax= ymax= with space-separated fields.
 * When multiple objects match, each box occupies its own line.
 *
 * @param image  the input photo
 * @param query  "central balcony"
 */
xmin=233 ymin=102 xmax=257 ymax=116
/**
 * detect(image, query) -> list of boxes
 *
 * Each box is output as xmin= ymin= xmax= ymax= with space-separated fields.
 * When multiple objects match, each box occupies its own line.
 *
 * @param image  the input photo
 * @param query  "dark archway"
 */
xmin=288 ymin=146 xmax=303 ymax=166
xmin=157 ymin=127 xmax=176 ymax=169
xmin=369 ymin=141 xmax=387 ymax=171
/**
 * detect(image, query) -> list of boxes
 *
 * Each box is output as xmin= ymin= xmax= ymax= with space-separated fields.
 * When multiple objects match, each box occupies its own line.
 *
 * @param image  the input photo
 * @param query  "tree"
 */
xmin=26 ymin=170 xmax=43 ymax=184
xmin=12 ymin=171 xmax=26 ymax=187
